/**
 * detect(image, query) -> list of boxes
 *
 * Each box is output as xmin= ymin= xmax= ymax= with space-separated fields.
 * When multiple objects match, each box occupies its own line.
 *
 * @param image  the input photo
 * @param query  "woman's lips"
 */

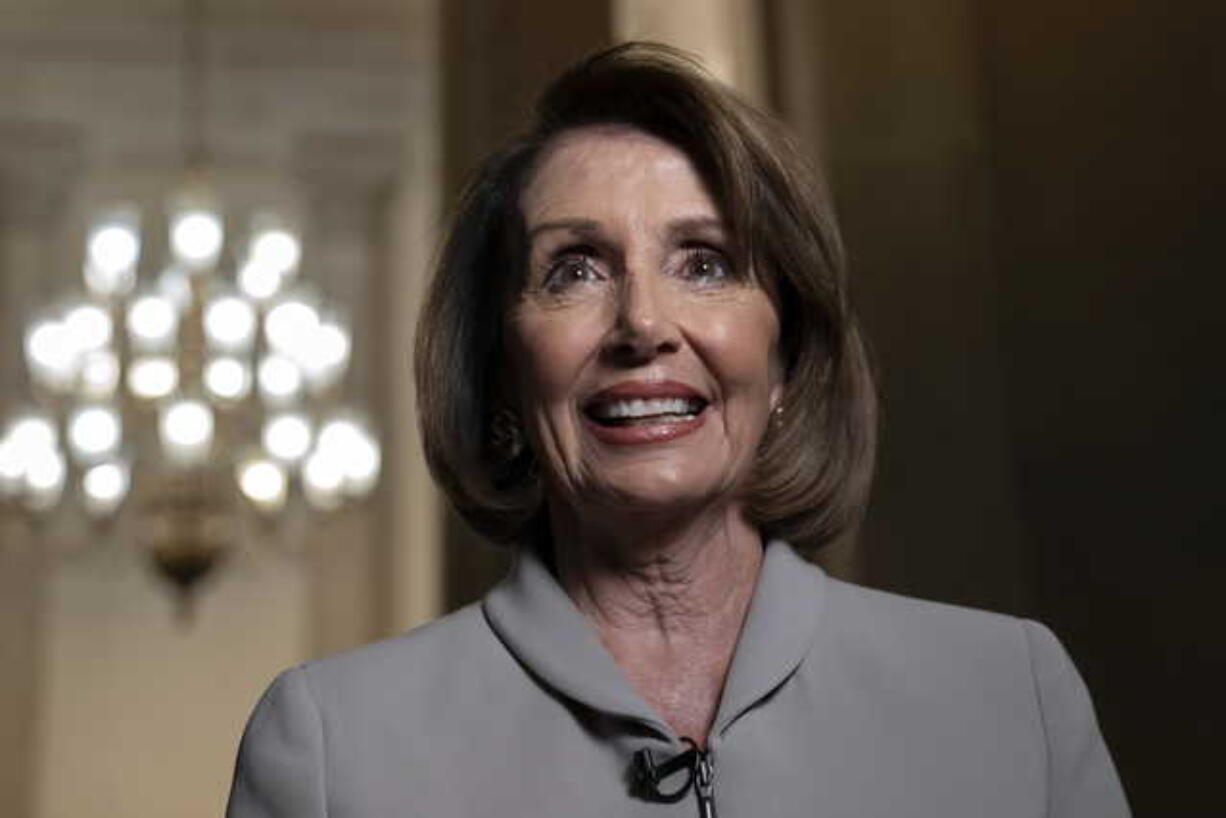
xmin=582 ymin=405 xmax=707 ymax=445
xmin=582 ymin=380 xmax=708 ymax=446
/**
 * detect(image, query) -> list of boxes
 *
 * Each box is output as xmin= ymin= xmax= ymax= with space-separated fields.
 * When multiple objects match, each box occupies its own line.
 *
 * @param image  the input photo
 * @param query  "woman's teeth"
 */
xmin=588 ymin=397 xmax=705 ymax=424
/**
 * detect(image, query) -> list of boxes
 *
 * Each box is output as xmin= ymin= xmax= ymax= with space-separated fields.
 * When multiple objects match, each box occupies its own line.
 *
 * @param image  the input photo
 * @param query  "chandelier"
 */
xmin=0 ymin=2 xmax=381 ymax=617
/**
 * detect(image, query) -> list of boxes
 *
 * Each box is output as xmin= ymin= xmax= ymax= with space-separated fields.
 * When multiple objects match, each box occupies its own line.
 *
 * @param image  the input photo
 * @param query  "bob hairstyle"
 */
xmin=415 ymin=42 xmax=877 ymax=553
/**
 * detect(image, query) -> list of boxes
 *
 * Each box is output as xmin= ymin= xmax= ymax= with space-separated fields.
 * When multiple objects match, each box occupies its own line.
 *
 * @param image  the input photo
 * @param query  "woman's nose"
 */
xmin=603 ymin=267 xmax=681 ymax=364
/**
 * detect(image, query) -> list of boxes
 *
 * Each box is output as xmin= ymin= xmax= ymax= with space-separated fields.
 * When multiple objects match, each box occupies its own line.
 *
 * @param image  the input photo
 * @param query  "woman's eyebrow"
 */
xmin=526 ymin=218 xmax=601 ymax=242
xmin=664 ymin=215 xmax=725 ymax=241
xmin=526 ymin=215 xmax=724 ymax=245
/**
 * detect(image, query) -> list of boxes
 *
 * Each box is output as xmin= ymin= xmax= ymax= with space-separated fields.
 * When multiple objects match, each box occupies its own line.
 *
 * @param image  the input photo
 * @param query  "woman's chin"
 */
xmin=581 ymin=464 xmax=737 ymax=521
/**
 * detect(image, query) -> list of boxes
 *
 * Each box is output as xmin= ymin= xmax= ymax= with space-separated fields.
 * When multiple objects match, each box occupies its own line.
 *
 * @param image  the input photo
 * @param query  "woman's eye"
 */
xmin=681 ymin=247 xmax=733 ymax=284
xmin=543 ymin=250 xmax=602 ymax=292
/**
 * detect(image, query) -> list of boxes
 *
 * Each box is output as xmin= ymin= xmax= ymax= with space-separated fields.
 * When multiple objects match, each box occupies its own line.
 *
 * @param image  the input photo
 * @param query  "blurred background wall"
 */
xmin=0 ymin=1 xmax=1218 ymax=816
xmin=0 ymin=3 xmax=441 ymax=817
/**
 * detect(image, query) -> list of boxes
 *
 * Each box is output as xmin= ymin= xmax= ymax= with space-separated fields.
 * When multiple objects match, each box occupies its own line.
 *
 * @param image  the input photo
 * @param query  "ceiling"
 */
xmin=2 ymin=0 xmax=421 ymax=33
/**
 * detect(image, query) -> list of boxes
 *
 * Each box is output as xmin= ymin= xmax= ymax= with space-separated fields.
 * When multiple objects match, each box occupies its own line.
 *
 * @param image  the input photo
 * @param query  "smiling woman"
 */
xmin=416 ymin=45 xmax=877 ymax=556
xmin=226 ymin=43 xmax=1130 ymax=818
xmin=510 ymin=125 xmax=782 ymax=528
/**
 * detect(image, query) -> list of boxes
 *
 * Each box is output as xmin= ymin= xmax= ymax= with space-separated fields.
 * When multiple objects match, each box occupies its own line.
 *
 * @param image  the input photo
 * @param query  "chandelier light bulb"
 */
xmin=171 ymin=209 xmax=224 ymax=266
xmin=0 ymin=435 xmax=26 ymax=496
xmin=24 ymin=448 xmax=66 ymax=510
xmin=25 ymin=320 xmax=64 ymax=368
xmin=156 ymin=265 xmax=194 ymax=312
xmin=83 ymin=208 xmax=140 ymax=298
xmin=25 ymin=449 xmax=65 ymax=490
xmin=84 ymin=262 xmax=135 ymax=300
xmin=316 ymin=322 xmax=350 ymax=367
xmin=79 ymin=350 xmax=121 ymax=399
xmin=250 ymin=229 xmax=301 ymax=277
xmin=317 ymin=418 xmax=380 ymax=496
xmin=317 ymin=418 xmax=358 ymax=453
xmin=64 ymin=303 xmax=113 ymax=352
xmin=263 ymin=413 xmax=312 ymax=463
xmin=87 ymin=223 xmax=140 ymax=275
xmin=264 ymin=298 xmax=319 ymax=355
xmin=160 ymin=400 xmax=213 ymax=462
xmin=82 ymin=460 xmax=129 ymax=515
xmin=301 ymin=321 xmax=351 ymax=388
xmin=204 ymin=357 xmax=251 ymax=402
xmin=257 ymin=355 xmax=303 ymax=404
xmin=8 ymin=415 xmax=58 ymax=457
xmin=25 ymin=320 xmax=79 ymax=389
xmin=343 ymin=432 xmax=381 ymax=496
xmin=204 ymin=295 xmax=257 ymax=351
xmin=302 ymin=449 xmax=344 ymax=509
xmin=238 ymin=458 xmax=287 ymax=511
xmin=127 ymin=356 xmax=178 ymax=400
xmin=127 ymin=294 xmax=178 ymax=349
xmin=237 ymin=257 xmax=283 ymax=301
xmin=68 ymin=405 xmax=122 ymax=461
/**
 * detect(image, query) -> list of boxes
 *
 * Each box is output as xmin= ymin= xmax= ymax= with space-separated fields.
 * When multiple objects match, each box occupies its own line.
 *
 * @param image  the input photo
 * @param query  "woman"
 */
xmin=227 ymin=44 xmax=1129 ymax=817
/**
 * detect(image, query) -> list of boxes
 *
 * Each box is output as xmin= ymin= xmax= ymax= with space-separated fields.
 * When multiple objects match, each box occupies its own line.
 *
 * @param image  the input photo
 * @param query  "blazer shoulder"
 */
xmin=823 ymin=575 xmax=1023 ymax=632
xmin=817 ymin=576 xmax=1038 ymax=682
xmin=802 ymin=578 xmax=1129 ymax=814
xmin=291 ymin=601 xmax=498 ymax=706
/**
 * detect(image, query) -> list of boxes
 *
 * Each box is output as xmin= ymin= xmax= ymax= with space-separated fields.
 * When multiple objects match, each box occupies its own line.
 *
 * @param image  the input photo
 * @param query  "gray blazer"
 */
xmin=227 ymin=541 xmax=1130 ymax=817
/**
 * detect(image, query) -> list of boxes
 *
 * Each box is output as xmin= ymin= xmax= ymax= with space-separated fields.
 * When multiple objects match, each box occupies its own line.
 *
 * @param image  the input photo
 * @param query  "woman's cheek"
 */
xmin=512 ymin=309 xmax=600 ymax=408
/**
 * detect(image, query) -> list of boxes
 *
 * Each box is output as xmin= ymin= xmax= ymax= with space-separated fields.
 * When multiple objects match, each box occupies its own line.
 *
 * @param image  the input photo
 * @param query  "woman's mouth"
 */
xmin=582 ymin=383 xmax=709 ymax=445
xmin=586 ymin=396 xmax=707 ymax=425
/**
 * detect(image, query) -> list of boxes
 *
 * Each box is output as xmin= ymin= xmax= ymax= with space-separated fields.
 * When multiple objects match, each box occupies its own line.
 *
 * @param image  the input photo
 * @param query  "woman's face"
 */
xmin=507 ymin=125 xmax=782 ymax=522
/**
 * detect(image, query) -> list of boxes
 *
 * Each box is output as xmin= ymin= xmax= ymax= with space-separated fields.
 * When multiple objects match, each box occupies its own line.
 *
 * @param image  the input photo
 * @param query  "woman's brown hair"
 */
xmin=415 ymin=42 xmax=877 ymax=553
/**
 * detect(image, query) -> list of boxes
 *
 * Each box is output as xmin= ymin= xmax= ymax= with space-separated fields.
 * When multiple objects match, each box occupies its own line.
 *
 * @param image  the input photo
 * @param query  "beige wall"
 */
xmin=0 ymin=522 xmax=41 ymax=818
xmin=614 ymin=0 xmax=766 ymax=103
xmin=380 ymin=0 xmax=444 ymax=632
xmin=33 ymin=542 xmax=306 ymax=818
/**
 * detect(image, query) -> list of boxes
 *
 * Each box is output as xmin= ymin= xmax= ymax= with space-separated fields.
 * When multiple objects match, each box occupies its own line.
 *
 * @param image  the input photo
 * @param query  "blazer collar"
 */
xmin=482 ymin=539 xmax=826 ymax=741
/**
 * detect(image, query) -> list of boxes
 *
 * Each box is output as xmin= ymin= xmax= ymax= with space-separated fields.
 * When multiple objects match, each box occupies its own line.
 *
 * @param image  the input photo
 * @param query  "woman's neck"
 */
xmin=549 ymin=501 xmax=764 ymax=743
